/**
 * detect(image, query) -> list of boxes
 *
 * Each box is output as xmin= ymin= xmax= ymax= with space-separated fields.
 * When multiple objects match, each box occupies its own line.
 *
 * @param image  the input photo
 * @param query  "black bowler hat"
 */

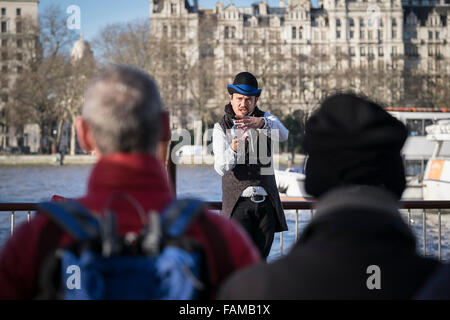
xmin=227 ymin=72 xmax=262 ymax=97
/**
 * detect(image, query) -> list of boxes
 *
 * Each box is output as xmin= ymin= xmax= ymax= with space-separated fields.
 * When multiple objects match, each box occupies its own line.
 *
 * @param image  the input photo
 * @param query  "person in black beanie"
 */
xmin=218 ymin=92 xmax=440 ymax=299
xmin=212 ymin=71 xmax=289 ymax=258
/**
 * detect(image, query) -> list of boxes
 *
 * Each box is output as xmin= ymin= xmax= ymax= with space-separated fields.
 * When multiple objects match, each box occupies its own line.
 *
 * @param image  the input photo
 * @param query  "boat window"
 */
xmin=405 ymin=159 xmax=427 ymax=176
xmin=406 ymin=119 xmax=422 ymax=136
xmin=406 ymin=119 xmax=434 ymax=136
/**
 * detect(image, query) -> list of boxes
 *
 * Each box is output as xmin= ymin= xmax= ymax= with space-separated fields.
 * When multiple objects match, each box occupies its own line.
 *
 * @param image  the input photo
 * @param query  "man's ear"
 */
xmin=159 ymin=109 xmax=171 ymax=142
xmin=255 ymin=96 xmax=259 ymax=104
xmin=75 ymin=117 xmax=96 ymax=153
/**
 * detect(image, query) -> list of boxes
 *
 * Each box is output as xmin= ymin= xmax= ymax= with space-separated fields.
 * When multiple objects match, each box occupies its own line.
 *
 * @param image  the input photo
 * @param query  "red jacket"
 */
xmin=0 ymin=153 xmax=260 ymax=299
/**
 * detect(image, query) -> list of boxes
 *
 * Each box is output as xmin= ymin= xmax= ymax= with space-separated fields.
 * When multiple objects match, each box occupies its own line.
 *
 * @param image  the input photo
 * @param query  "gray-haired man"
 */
xmin=0 ymin=65 xmax=260 ymax=299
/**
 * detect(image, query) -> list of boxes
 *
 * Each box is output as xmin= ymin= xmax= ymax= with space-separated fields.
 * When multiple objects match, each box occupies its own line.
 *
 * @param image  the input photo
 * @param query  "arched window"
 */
xmin=225 ymin=26 xmax=229 ymax=39
xmin=292 ymin=26 xmax=296 ymax=39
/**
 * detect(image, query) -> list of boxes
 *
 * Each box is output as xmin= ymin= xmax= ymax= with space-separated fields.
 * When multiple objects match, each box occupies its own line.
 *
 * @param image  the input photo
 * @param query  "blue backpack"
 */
xmin=37 ymin=198 xmax=207 ymax=300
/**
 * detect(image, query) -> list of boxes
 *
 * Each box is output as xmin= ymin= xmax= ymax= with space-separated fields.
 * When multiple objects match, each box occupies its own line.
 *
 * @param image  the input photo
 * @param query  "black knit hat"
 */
xmin=227 ymin=72 xmax=262 ymax=97
xmin=302 ymin=93 xmax=407 ymax=199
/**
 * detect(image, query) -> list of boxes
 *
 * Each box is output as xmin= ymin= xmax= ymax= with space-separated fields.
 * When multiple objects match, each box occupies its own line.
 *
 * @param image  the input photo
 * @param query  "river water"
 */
xmin=1 ymin=164 xmax=449 ymax=261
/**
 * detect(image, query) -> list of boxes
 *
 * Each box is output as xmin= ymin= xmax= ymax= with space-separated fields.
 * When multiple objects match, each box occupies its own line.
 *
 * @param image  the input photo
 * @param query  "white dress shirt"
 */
xmin=213 ymin=111 xmax=289 ymax=183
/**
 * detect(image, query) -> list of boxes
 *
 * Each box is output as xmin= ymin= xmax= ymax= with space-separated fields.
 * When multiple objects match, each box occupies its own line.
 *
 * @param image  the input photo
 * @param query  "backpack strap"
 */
xmin=161 ymin=199 xmax=205 ymax=238
xmin=37 ymin=201 xmax=100 ymax=241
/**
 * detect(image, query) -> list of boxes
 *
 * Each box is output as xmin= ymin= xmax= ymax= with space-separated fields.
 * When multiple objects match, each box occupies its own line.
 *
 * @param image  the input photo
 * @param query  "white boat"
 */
xmin=275 ymin=167 xmax=309 ymax=199
xmin=422 ymin=120 xmax=450 ymax=200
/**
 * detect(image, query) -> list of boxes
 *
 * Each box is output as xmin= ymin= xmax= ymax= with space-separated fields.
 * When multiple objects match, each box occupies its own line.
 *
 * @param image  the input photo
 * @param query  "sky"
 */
xmin=38 ymin=1 xmax=317 ymax=42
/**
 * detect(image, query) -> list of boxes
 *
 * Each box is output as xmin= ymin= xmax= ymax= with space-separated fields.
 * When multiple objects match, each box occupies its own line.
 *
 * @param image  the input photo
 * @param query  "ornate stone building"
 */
xmin=150 ymin=0 xmax=449 ymax=120
xmin=0 ymin=0 xmax=39 ymax=153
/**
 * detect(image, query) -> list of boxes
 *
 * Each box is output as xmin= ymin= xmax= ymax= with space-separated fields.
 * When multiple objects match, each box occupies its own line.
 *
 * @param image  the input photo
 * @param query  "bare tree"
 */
xmin=7 ymin=5 xmax=78 ymax=153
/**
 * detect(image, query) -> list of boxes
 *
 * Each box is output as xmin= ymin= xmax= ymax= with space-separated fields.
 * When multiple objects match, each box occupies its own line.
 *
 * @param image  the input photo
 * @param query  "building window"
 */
xmin=360 ymin=46 xmax=365 ymax=56
xmin=16 ymin=8 xmax=21 ymax=16
xmin=392 ymin=46 xmax=397 ymax=56
xmin=378 ymin=46 xmax=384 ymax=56
xmin=360 ymin=30 xmax=364 ymax=39
xmin=299 ymin=27 xmax=302 ymax=39
xmin=16 ymin=39 xmax=22 ymax=48
xmin=292 ymin=26 xmax=296 ymax=39
xmin=17 ymin=65 xmax=22 ymax=73
xmin=392 ymin=18 xmax=397 ymax=27
xmin=1 ymin=51 xmax=7 ymax=60
xmin=359 ymin=18 xmax=364 ymax=27
xmin=378 ymin=30 xmax=382 ymax=40
xmin=180 ymin=25 xmax=185 ymax=39
xmin=16 ymin=53 xmax=22 ymax=61
xmin=171 ymin=25 xmax=177 ymax=38
xmin=336 ymin=19 xmax=341 ymax=27
xmin=224 ymin=26 xmax=229 ymax=39
xmin=350 ymin=47 xmax=355 ymax=56
xmin=349 ymin=18 xmax=354 ymax=27
xmin=16 ymin=21 xmax=22 ymax=33
xmin=231 ymin=27 xmax=236 ymax=39
xmin=336 ymin=30 xmax=341 ymax=39
xmin=392 ymin=29 xmax=397 ymax=39
xmin=435 ymin=31 xmax=439 ymax=40
xmin=162 ymin=25 xmax=167 ymax=37
xmin=1 ymin=39 xmax=6 ymax=47
xmin=429 ymin=31 xmax=433 ymax=40
xmin=1 ymin=79 xmax=7 ymax=88
xmin=171 ymin=4 xmax=176 ymax=14
xmin=1 ymin=21 xmax=6 ymax=33
xmin=1 ymin=8 xmax=5 ymax=16
xmin=1 ymin=65 xmax=7 ymax=73
xmin=349 ymin=31 xmax=354 ymax=39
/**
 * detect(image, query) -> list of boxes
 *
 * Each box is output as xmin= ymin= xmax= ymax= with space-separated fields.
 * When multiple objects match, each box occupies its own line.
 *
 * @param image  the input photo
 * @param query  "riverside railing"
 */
xmin=1 ymin=201 xmax=449 ymax=261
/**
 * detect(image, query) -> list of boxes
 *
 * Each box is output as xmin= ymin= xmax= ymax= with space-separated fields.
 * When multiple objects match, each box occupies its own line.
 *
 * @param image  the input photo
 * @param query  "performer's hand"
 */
xmin=231 ymin=136 xmax=248 ymax=152
xmin=231 ymin=138 xmax=238 ymax=152
xmin=234 ymin=116 xmax=264 ymax=131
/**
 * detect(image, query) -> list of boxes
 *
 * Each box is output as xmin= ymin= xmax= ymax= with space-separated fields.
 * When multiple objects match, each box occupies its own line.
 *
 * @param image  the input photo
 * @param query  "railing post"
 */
xmin=422 ymin=209 xmax=427 ymax=256
xmin=438 ymin=209 xmax=442 ymax=261
xmin=10 ymin=211 xmax=15 ymax=236
xmin=407 ymin=209 xmax=411 ymax=228
xmin=295 ymin=210 xmax=299 ymax=242
xmin=279 ymin=232 xmax=283 ymax=256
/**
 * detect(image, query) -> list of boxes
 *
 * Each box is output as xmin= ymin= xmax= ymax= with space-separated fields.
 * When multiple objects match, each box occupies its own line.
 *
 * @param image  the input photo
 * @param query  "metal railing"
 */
xmin=1 ymin=201 xmax=449 ymax=261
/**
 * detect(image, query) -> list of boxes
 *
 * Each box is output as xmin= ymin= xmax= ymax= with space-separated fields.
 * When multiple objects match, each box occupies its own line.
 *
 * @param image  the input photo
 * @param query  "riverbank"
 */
xmin=0 ymin=155 xmax=96 ymax=166
xmin=0 ymin=153 xmax=306 ymax=166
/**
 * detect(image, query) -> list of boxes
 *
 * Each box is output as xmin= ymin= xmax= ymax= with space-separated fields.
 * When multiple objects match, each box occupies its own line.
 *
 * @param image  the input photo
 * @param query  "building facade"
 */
xmin=150 ymin=0 xmax=450 ymax=119
xmin=0 ymin=0 xmax=39 ymax=153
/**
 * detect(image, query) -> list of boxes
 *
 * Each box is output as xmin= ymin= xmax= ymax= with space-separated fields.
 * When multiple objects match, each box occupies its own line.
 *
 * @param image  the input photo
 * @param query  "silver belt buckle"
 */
xmin=250 ymin=194 xmax=265 ymax=203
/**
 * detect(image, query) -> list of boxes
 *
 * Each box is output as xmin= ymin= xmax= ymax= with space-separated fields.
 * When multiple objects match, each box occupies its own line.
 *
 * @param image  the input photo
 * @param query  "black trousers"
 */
xmin=231 ymin=197 xmax=277 ymax=259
